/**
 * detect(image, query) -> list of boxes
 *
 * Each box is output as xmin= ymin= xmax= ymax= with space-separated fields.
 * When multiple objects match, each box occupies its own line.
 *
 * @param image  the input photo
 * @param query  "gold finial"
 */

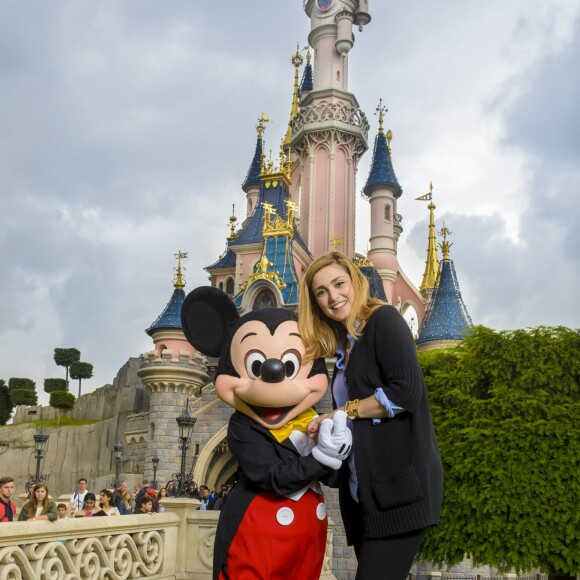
xmin=256 ymin=113 xmax=272 ymax=139
xmin=386 ymin=129 xmax=393 ymax=155
xmin=259 ymin=150 xmax=267 ymax=175
xmin=267 ymin=149 xmax=274 ymax=173
xmin=329 ymin=237 xmax=344 ymax=251
xmin=284 ymin=44 xmax=304 ymax=150
xmin=303 ymin=45 xmax=312 ymax=64
xmin=417 ymin=183 xmax=439 ymax=293
xmin=227 ymin=204 xmax=238 ymax=240
xmin=173 ymin=251 xmax=188 ymax=289
xmin=439 ymin=222 xmax=453 ymax=261
xmin=375 ymin=99 xmax=388 ymax=134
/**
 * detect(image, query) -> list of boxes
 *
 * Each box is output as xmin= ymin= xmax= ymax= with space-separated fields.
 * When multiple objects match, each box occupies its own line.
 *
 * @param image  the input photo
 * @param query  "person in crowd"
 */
xmin=198 ymin=485 xmax=216 ymax=510
xmin=93 ymin=489 xmax=120 ymax=516
xmin=68 ymin=477 xmax=90 ymax=516
xmin=298 ymin=251 xmax=443 ymax=580
xmin=156 ymin=487 xmax=167 ymax=513
xmin=119 ymin=491 xmax=134 ymax=515
xmin=18 ymin=482 xmax=58 ymax=522
xmin=134 ymin=479 xmax=151 ymax=510
xmin=0 ymin=476 xmax=17 ymax=522
xmin=165 ymin=481 xmax=175 ymax=497
xmin=133 ymin=483 xmax=141 ymax=495
xmin=111 ymin=481 xmax=127 ymax=508
xmin=57 ymin=503 xmax=68 ymax=518
xmin=186 ymin=482 xmax=201 ymax=500
xmin=135 ymin=495 xmax=155 ymax=515
xmin=74 ymin=493 xmax=97 ymax=517
xmin=212 ymin=486 xmax=230 ymax=511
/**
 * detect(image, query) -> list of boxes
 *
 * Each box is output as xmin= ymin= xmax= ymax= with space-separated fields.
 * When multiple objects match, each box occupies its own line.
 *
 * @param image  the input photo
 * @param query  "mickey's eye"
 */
xmin=281 ymin=350 xmax=301 ymax=380
xmin=245 ymin=351 xmax=266 ymax=379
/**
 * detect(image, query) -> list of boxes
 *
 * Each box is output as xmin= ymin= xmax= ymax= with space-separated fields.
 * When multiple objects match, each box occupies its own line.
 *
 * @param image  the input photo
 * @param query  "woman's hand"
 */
xmin=308 ymin=408 xmax=345 ymax=439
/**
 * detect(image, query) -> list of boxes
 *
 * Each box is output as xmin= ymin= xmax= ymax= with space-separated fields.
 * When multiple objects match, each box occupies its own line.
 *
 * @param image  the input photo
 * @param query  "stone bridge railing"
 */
xmin=0 ymin=498 xmax=337 ymax=579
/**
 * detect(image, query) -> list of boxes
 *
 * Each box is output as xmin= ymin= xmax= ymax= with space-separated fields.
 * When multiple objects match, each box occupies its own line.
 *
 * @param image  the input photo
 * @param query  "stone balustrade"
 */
xmin=0 ymin=498 xmax=337 ymax=580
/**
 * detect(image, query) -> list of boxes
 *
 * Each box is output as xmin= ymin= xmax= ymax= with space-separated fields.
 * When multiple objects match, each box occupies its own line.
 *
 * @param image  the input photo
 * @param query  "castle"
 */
xmin=5 ymin=2 xmax=474 ymax=578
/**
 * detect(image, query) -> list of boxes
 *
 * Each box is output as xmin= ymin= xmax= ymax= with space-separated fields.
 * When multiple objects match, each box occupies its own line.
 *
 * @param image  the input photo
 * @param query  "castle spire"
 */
xmin=242 ymin=114 xmax=270 ymax=193
xmin=146 ymin=252 xmax=188 ymax=336
xmin=283 ymin=45 xmax=304 ymax=150
xmin=363 ymin=102 xmax=402 ymax=198
xmin=416 ymin=183 xmax=440 ymax=299
xmin=417 ymin=227 xmax=473 ymax=350
xmin=300 ymin=46 xmax=313 ymax=93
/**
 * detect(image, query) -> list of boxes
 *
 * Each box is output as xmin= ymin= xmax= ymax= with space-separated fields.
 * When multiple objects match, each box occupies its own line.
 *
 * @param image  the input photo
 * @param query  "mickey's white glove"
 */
xmin=311 ymin=410 xmax=353 ymax=470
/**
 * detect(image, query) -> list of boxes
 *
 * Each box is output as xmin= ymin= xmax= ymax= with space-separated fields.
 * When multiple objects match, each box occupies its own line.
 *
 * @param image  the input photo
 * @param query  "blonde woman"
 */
xmin=298 ymin=252 xmax=443 ymax=580
xmin=18 ymin=483 xmax=58 ymax=522
xmin=119 ymin=491 xmax=134 ymax=515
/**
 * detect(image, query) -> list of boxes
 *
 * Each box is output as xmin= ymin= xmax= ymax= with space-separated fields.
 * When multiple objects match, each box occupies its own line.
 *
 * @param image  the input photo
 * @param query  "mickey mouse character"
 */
xmin=181 ymin=287 xmax=352 ymax=580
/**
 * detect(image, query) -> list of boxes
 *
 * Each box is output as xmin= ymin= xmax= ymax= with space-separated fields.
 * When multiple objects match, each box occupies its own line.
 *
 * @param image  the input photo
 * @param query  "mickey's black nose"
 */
xmin=260 ymin=359 xmax=286 ymax=383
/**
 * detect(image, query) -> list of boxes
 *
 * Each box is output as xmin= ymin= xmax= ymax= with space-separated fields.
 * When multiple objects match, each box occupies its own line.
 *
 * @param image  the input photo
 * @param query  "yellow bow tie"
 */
xmin=270 ymin=408 xmax=318 ymax=443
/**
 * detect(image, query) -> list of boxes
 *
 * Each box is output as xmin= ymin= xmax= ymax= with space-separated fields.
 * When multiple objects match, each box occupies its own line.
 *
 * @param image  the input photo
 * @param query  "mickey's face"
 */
xmin=215 ymin=318 xmax=328 ymax=430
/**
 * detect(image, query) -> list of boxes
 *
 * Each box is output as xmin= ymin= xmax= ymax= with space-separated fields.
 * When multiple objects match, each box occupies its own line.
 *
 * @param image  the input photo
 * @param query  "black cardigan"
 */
xmin=334 ymin=305 xmax=443 ymax=542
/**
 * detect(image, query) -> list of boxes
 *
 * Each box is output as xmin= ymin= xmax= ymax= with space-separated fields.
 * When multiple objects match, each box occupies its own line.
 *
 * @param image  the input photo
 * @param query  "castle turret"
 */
xmin=138 ymin=253 xmax=208 ymax=485
xmin=290 ymin=0 xmax=370 ymax=258
xmin=242 ymin=114 xmax=269 ymax=216
xmin=362 ymin=102 xmax=423 ymax=317
xmin=417 ymin=226 xmax=473 ymax=350
xmin=416 ymin=183 xmax=440 ymax=302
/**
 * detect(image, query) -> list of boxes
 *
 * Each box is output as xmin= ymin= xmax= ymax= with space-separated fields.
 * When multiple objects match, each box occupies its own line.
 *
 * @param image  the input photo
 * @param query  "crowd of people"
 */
xmin=0 ymin=475 xmax=232 ymax=523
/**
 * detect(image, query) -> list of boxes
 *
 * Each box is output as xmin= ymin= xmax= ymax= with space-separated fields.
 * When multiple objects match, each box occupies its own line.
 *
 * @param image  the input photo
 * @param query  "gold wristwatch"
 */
xmin=344 ymin=399 xmax=360 ymax=420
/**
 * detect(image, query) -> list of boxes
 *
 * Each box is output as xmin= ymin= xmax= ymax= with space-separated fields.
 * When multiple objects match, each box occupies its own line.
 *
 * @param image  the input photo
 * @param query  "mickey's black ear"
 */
xmin=181 ymin=286 xmax=240 ymax=357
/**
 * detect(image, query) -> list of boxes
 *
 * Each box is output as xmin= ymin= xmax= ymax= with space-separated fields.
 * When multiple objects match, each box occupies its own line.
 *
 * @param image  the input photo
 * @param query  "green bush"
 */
xmin=418 ymin=326 xmax=580 ymax=578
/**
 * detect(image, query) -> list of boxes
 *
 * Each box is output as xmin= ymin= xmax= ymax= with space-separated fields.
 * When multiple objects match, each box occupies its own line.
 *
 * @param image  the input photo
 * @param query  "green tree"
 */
xmin=0 ymin=380 xmax=13 ymax=425
xmin=418 ymin=326 xmax=580 ymax=580
xmin=69 ymin=361 xmax=93 ymax=399
xmin=44 ymin=378 xmax=67 ymax=394
xmin=53 ymin=348 xmax=81 ymax=392
xmin=8 ymin=378 xmax=38 ymax=407
xmin=49 ymin=390 xmax=75 ymax=426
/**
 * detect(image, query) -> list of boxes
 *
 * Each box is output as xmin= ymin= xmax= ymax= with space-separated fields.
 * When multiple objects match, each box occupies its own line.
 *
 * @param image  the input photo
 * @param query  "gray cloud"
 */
xmin=1 ymin=1 xmax=578 ymax=405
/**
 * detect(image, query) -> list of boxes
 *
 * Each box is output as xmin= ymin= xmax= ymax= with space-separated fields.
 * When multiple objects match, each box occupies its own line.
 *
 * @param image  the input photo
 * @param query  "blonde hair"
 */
xmin=27 ymin=482 xmax=50 ymax=516
xmin=298 ymin=252 xmax=384 ymax=360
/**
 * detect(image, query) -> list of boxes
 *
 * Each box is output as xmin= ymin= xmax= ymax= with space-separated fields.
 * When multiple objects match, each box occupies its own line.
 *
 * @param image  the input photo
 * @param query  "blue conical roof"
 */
xmin=363 ymin=130 xmax=402 ymax=198
xmin=359 ymin=265 xmax=387 ymax=301
xmin=417 ymin=259 xmax=472 ymax=344
xmin=146 ymin=288 xmax=185 ymax=336
xmin=300 ymin=62 xmax=313 ymax=93
xmin=242 ymin=137 xmax=263 ymax=192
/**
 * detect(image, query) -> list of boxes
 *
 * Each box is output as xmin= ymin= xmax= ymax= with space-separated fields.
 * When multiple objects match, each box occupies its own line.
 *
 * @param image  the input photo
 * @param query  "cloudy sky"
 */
xmin=1 ymin=0 xmax=579 ymax=405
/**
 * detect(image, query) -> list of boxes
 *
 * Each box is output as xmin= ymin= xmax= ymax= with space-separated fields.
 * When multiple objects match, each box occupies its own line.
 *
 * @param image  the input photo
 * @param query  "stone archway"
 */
xmin=193 ymin=424 xmax=228 ymax=486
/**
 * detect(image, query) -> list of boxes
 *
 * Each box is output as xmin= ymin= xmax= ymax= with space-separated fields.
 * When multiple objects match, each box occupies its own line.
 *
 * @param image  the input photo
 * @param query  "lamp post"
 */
xmin=25 ymin=428 xmax=49 ymax=492
xmin=113 ymin=441 xmax=124 ymax=490
xmin=174 ymin=401 xmax=197 ymax=497
xmin=152 ymin=455 xmax=160 ymax=490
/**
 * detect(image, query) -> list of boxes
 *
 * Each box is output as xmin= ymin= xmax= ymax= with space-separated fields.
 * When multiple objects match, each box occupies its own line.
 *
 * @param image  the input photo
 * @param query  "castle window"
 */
xmin=225 ymin=277 xmax=234 ymax=295
xmin=384 ymin=204 xmax=391 ymax=222
xmin=253 ymin=289 xmax=276 ymax=310
xmin=219 ymin=281 xmax=224 ymax=291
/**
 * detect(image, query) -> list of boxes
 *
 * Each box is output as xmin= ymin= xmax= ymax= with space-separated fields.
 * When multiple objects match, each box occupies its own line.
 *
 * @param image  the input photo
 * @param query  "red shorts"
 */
xmin=219 ymin=488 xmax=328 ymax=580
